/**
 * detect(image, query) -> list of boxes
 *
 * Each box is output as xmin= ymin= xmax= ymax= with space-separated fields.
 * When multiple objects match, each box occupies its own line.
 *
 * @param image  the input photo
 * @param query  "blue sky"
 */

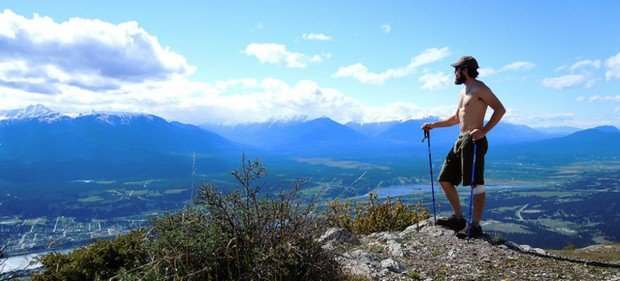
xmin=1 ymin=1 xmax=619 ymax=127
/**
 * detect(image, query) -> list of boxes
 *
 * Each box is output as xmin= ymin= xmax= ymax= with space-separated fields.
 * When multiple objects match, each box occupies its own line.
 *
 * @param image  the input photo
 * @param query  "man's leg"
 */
xmin=437 ymin=181 xmax=466 ymax=231
xmin=457 ymin=185 xmax=486 ymax=239
xmin=440 ymin=181 xmax=462 ymax=216
xmin=473 ymin=191 xmax=485 ymax=223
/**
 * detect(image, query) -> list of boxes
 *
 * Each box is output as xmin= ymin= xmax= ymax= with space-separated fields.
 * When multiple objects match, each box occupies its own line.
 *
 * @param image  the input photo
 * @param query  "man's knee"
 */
xmin=472 ymin=185 xmax=486 ymax=195
xmin=440 ymin=181 xmax=456 ymax=189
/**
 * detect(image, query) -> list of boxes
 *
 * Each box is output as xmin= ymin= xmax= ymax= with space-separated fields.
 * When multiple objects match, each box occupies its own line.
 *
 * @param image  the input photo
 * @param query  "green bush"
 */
xmin=323 ymin=192 xmax=429 ymax=235
xmin=32 ymin=229 xmax=148 ymax=281
xmin=563 ymin=242 xmax=577 ymax=251
xmin=150 ymin=156 xmax=342 ymax=280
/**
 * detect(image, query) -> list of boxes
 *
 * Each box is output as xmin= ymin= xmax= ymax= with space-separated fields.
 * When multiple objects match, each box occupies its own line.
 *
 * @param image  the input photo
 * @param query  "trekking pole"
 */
xmin=467 ymin=142 xmax=478 ymax=238
xmin=422 ymin=129 xmax=437 ymax=222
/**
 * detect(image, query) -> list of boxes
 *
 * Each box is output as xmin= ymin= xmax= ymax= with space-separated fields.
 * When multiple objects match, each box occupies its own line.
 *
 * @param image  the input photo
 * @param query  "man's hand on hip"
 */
xmin=470 ymin=128 xmax=486 ymax=141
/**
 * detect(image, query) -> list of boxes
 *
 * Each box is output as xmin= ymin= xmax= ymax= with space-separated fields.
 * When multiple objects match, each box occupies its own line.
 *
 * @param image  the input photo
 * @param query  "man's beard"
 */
xmin=454 ymin=70 xmax=466 ymax=85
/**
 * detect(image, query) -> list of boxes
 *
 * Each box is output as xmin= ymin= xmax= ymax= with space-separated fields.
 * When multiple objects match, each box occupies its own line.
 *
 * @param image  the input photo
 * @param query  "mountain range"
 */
xmin=0 ymin=105 xmax=242 ymax=180
xmin=1 ymin=105 xmax=618 ymax=180
xmin=202 ymin=116 xmax=582 ymax=151
xmin=201 ymin=117 xmax=372 ymax=155
xmin=494 ymin=125 xmax=620 ymax=162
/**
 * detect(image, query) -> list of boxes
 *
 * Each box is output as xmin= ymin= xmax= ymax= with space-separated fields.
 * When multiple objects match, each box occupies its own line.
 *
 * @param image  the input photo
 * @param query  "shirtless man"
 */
xmin=421 ymin=56 xmax=505 ymax=238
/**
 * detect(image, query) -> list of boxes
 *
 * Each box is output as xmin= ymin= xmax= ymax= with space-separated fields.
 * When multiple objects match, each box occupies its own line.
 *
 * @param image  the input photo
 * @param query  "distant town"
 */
xmin=1 ymin=214 xmax=152 ymax=256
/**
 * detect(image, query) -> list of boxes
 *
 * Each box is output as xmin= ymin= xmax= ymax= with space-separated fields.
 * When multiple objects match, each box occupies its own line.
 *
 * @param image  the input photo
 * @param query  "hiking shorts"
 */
xmin=437 ymin=134 xmax=488 ymax=187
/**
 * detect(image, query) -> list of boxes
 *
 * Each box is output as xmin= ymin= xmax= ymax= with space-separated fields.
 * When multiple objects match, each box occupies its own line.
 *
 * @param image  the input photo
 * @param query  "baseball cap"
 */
xmin=451 ymin=56 xmax=479 ymax=69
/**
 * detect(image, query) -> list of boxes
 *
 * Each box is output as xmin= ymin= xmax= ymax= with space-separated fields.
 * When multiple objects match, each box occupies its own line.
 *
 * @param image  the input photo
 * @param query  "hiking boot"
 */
xmin=456 ymin=223 xmax=483 ymax=239
xmin=436 ymin=215 xmax=466 ymax=232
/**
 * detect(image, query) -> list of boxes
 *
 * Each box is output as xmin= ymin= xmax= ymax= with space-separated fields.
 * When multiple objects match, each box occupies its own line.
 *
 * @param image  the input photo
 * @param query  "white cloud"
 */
xmin=0 ymin=73 xmax=454 ymax=125
xmin=332 ymin=47 xmax=450 ymax=84
xmin=569 ymin=59 xmax=601 ymax=71
xmin=479 ymin=61 xmax=535 ymax=78
xmin=302 ymin=33 xmax=331 ymax=41
xmin=243 ymin=43 xmax=321 ymax=68
xmin=584 ymin=79 xmax=596 ymax=88
xmin=381 ymin=24 xmax=391 ymax=34
xmin=0 ymin=9 xmax=194 ymax=94
xmin=542 ymin=74 xmax=588 ymax=89
xmin=545 ymin=58 xmax=605 ymax=89
xmin=478 ymin=67 xmax=497 ymax=78
xmin=576 ymin=96 xmax=585 ymax=102
xmin=501 ymin=61 xmax=536 ymax=71
xmin=605 ymin=53 xmax=620 ymax=81
xmin=418 ymin=71 xmax=451 ymax=90
xmin=554 ymin=65 xmax=568 ymax=72
xmin=310 ymin=55 xmax=322 ymax=63
xmin=588 ymin=95 xmax=620 ymax=103
xmin=152 ymin=78 xmax=444 ymax=125
xmin=332 ymin=63 xmax=385 ymax=85
xmin=504 ymin=109 xmax=577 ymax=127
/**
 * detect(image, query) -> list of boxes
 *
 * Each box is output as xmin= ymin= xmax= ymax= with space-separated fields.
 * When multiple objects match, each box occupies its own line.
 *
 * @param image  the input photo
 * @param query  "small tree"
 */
xmin=323 ymin=192 xmax=429 ymax=235
xmin=124 ymin=155 xmax=344 ymax=280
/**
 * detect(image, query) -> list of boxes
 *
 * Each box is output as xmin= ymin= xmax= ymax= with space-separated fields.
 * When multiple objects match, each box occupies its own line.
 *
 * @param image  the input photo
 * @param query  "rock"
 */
xmin=387 ymin=240 xmax=409 ymax=257
xmin=341 ymin=259 xmax=372 ymax=278
xmin=380 ymin=258 xmax=405 ymax=273
xmin=379 ymin=232 xmax=402 ymax=243
xmin=400 ymin=219 xmax=433 ymax=236
xmin=400 ymin=225 xmax=418 ymax=237
xmin=519 ymin=244 xmax=532 ymax=252
xmin=533 ymin=248 xmax=546 ymax=255
xmin=321 ymin=241 xmax=335 ymax=251
xmin=332 ymin=222 xmax=620 ymax=280
xmin=378 ymin=268 xmax=390 ymax=276
xmin=318 ymin=227 xmax=360 ymax=245
xmin=448 ymin=250 xmax=457 ymax=259
xmin=420 ymin=225 xmax=454 ymax=237
xmin=347 ymin=249 xmax=379 ymax=264
xmin=504 ymin=241 xmax=521 ymax=250
xmin=339 ymin=249 xmax=378 ymax=279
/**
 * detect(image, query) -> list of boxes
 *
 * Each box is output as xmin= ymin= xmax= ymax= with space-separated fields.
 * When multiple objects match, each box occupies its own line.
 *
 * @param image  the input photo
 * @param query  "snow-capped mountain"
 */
xmin=0 ymin=104 xmax=66 ymax=122
xmin=0 ymin=104 xmax=162 ymax=125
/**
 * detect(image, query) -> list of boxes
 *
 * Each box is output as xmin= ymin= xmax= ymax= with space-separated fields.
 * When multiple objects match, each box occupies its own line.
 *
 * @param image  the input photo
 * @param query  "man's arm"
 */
xmin=471 ymin=86 xmax=505 ymax=140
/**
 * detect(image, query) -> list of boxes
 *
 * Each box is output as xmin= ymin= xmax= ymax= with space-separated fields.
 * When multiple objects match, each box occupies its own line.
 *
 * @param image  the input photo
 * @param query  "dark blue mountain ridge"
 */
xmin=201 ymin=117 xmax=374 ymax=155
xmin=0 ymin=105 xmax=243 ymax=180
xmin=375 ymin=118 xmax=455 ymax=146
xmin=592 ymin=125 xmax=620 ymax=133
xmin=203 ymin=116 xmax=619 ymax=159
xmin=0 ymin=112 xmax=239 ymax=160
xmin=493 ymin=125 xmax=620 ymax=162
xmin=531 ymin=125 xmax=581 ymax=137
xmin=2 ymin=105 xmax=618 ymax=180
xmin=358 ymin=118 xmax=550 ymax=147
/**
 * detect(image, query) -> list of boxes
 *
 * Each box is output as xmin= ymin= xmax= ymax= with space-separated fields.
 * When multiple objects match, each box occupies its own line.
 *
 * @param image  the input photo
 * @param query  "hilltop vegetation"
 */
xmin=29 ymin=157 xmax=429 ymax=280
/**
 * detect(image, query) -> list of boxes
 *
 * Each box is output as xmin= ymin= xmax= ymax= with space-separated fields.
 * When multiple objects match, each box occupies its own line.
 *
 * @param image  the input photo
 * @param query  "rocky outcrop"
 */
xmin=320 ymin=219 xmax=620 ymax=280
